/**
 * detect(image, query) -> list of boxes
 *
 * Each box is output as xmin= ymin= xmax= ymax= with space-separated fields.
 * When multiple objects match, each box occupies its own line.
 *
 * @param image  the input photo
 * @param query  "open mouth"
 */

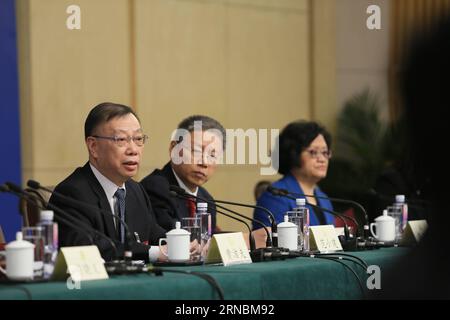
xmin=123 ymin=161 xmax=139 ymax=170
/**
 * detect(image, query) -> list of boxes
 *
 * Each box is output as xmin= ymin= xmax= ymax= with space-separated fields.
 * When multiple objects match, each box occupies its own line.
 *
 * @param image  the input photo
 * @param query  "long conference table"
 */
xmin=0 ymin=247 xmax=407 ymax=300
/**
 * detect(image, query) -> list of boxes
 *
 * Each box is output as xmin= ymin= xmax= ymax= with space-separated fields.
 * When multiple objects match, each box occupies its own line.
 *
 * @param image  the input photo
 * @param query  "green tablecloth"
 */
xmin=0 ymin=248 xmax=407 ymax=300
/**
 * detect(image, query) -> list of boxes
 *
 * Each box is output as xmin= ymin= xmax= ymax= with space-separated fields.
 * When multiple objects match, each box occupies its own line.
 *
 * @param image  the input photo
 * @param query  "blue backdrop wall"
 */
xmin=0 ymin=0 xmax=22 ymax=242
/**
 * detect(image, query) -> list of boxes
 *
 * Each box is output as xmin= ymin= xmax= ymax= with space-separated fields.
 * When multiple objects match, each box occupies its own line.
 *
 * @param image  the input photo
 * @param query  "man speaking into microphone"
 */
xmin=49 ymin=102 xmax=166 ymax=262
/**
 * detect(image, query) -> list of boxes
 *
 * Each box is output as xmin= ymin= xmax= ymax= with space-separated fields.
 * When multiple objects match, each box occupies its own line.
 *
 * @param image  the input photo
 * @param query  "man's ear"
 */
xmin=86 ymin=137 xmax=98 ymax=159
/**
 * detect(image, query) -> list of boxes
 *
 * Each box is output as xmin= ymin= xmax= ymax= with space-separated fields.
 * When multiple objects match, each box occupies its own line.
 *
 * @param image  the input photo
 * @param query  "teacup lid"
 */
xmin=375 ymin=210 xmax=395 ymax=222
xmin=167 ymin=221 xmax=190 ymax=236
xmin=5 ymin=232 xmax=35 ymax=250
xmin=277 ymin=215 xmax=297 ymax=228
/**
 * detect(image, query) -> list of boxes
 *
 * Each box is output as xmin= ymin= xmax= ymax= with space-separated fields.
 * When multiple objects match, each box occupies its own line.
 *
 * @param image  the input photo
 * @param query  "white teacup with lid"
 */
xmin=158 ymin=221 xmax=191 ymax=262
xmin=277 ymin=215 xmax=298 ymax=251
xmin=0 ymin=232 xmax=35 ymax=280
xmin=370 ymin=210 xmax=396 ymax=242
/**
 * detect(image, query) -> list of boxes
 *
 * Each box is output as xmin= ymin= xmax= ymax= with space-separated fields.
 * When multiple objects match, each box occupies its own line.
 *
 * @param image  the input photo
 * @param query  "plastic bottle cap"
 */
xmin=197 ymin=202 xmax=208 ymax=209
xmin=296 ymin=198 xmax=306 ymax=206
xmin=395 ymin=195 xmax=405 ymax=203
xmin=40 ymin=210 xmax=54 ymax=221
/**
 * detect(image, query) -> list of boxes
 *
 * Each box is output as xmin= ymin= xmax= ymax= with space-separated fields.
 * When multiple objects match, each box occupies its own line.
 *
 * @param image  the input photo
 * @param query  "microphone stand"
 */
xmin=269 ymin=186 xmax=370 ymax=241
xmin=1 ymin=183 xmax=124 ymax=263
xmin=170 ymin=186 xmax=290 ymax=262
xmin=212 ymin=199 xmax=278 ymax=247
xmin=268 ymin=187 xmax=387 ymax=251
xmin=22 ymin=181 xmax=148 ymax=273
xmin=26 ymin=180 xmax=135 ymax=262
xmin=267 ymin=188 xmax=360 ymax=251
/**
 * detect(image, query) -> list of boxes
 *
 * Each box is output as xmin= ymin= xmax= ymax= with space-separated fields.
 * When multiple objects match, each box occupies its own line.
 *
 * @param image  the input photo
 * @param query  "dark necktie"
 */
xmin=186 ymin=198 xmax=196 ymax=218
xmin=114 ymin=188 xmax=126 ymax=243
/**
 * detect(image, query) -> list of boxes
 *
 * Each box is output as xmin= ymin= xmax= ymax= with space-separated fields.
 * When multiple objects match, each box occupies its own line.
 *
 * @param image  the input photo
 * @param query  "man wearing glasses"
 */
xmin=49 ymin=102 xmax=166 ymax=262
xmin=140 ymin=115 xmax=225 ymax=233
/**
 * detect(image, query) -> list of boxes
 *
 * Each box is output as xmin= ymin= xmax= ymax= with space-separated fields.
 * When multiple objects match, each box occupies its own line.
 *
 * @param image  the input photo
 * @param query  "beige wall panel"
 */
xmin=135 ymin=0 xmax=227 ymax=175
xmin=310 ymin=0 xmax=337 ymax=133
xmin=226 ymin=0 xmax=307 ymax=11
xmin=18 ymin=0 xmax=132 ymax=185
xmin=336 ymin=0 xmax=390 ymax=120
xmin=227 ymin=5 xmax=310 ymax=130
xmin=135 ymin=0 xmax=310 ymax=232
xmin=223 ymin=5 xmax=310 ymax=231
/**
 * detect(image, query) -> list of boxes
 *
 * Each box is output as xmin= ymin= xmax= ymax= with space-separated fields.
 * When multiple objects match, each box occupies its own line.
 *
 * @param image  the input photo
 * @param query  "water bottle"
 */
xmin=37 ymin=210 xmax=58 ymax=279
xmin=393 ymin=194 xmax=408 ymax=236
xmin=292 ymin=198 xmax=309 ymax=252
xmin=196 ymin=202 xmax=211 ymax=247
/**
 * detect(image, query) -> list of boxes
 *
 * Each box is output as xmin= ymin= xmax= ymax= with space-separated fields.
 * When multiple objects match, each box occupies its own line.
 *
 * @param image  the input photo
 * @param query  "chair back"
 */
xmin=19 ymin=187 xmax=54 ymax=227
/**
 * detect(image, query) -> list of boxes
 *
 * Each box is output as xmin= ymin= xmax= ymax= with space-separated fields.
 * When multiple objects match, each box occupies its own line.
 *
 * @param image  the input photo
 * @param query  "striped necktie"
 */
xmin=114 ymin=188 xmax=126 ymax=243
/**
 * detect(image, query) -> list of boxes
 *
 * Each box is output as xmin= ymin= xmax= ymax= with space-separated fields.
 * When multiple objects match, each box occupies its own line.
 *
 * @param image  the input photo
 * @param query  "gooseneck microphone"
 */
xmin=170 ymin=190 xmax=256 ymax=251
xmin=27 ymin=179 xmax=134 ymax=260
xmin=266 ymin=186 xmax=360 ymax=250
xmin=212 ymin=199 xmax=278 ymax=247
xmin=169 ymin=185 xmax=272 ymax=248
xmin=169 ymin=186 xmax=267 ymax=248
xmin=170 ymin=185 xmax=297 ymax=262
xmin=1 ymin=183 xmax=120 ymax=259
xmin=267 ymin=185 xmax=369 ymax=239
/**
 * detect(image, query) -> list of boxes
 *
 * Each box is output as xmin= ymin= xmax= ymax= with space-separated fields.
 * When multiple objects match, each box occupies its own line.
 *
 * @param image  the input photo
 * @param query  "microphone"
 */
xmin=169 ymin=185 xmax=272 ymax=247
xmin=1 ymin=182 xmax=120 ymax=259
xmin=170 ymin=190 xmax=256 ymax=251
xmin=211 ymin=198 xmax=278 ymax=247
xmin=26 ymin=179 xmax=134 ymax=260
xmin=169 ymin=186 xmax=289 ymax=261
xmin=266 ymin=186 xmax=360 ymax=251
xmin=267 ymin=186 xmax=367 ymax=239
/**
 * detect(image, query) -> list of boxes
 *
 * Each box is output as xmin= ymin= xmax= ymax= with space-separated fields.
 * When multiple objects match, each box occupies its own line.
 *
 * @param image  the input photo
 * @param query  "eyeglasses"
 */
xmin=186 ymin=147 xmax=219 ymax=163
xmin=91 ymin=134 xmax=148 ymax=147
xmin=305 ymin=149 xmax=332 ymax=160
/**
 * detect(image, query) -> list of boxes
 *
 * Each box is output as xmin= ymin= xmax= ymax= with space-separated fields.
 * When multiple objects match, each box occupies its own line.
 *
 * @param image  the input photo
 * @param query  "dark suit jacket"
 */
xmin=140 ymin=162 xmax=217 ymax=232
xmin=48 ymin=163 xmax=166 ymax=261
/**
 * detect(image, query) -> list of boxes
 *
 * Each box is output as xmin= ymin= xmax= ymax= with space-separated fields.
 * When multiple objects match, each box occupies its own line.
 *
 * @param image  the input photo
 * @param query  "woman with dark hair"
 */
xmin=252 ymin=120 xmax=335 ymax=230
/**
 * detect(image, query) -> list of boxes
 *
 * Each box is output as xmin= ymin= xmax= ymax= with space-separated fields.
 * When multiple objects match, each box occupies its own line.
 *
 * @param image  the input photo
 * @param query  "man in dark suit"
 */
xmin=140 ymin=115 xmax=226 ymax=233
xmin=49 ymin=102 xmax=166 ymax=262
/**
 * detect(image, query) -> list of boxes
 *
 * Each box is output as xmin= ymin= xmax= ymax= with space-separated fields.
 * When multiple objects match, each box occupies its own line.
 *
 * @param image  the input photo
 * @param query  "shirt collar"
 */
xmin=90 ymin=163 xmax=126 ymax=199
xmin=171 ymin=167 xmax=198 ymax=197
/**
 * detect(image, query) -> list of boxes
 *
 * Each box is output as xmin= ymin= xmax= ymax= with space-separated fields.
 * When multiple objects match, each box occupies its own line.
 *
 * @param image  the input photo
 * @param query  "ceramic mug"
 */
xmin=0 ymin=232 xmax=35 ymax=281
xmin=277 ymin=215 xmax=298 ymax=251
xmin=158 ymin=221 xmax=190 ymax=262
xmin=370 ymin=210 xmax=396 ymax=242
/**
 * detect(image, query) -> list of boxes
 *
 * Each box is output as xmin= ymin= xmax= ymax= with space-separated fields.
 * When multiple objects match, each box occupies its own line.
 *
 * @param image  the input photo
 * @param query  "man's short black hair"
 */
xmin=84 ymin=102 xmax=139 ymax=139
xmin=276 ymin=120 xmax=331 ymax=175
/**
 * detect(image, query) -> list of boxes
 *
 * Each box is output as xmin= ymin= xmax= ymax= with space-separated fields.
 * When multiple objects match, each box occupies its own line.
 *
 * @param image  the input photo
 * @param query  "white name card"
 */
xmin=206 ymin=232 xmax=252 ymax=266
xmin=52 ymin=246 xmax=108 ymax=282
xmin=401 ymin=220 xmax=428 ymax=246
xmin=309 ymin=225 xmax=343 ymax=253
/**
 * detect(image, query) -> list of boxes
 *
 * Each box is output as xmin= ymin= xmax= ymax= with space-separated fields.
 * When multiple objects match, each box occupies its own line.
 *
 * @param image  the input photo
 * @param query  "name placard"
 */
xmin=309 ymin=225 xmax=343 ymax=253
xmin=52 ymin=246 xmax=108 ymax=281
xmin=401 ymin=220 xmax=428 ymax=246
xmin=206 ymin=232 xmax=252 ymax=266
